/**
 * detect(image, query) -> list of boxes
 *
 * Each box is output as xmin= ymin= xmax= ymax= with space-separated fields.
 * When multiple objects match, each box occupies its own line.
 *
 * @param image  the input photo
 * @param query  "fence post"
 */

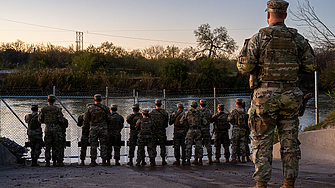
xmin=214 ymin=87 xmax=216 ymax=114
xmin=133 ymin=89 xmax=136 ymax=104
xmin=163 ymin=89 xmax=166 ymax=110
xmin=106 ymin=86 xmax=109 ymax=107
xmin=136 ymin=91 xmax=139 ymax=104
xmin=53 ymin=86 xmax=56 ymax=95
xmin=315 ymin=71 xmax=319 ymax=124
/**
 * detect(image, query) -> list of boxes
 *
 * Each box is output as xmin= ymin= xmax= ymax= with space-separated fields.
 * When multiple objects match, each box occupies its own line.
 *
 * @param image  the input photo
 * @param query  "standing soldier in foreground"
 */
xmin=108 ymin=104 xmax=124 ymax=166
xmin=83 ymin=94 xmax=111 ymax=166
xmin=126 ymin=104 xmax=142 ymax=166
xmin=38 ymin=95 xmax=66 ymax=167
xmin=25 ymin=104 xmax=43 ymax=166
xmin=237 ymin=0 xmax=315 ymax=187
xmin=169 ymin=103 xmax=187 ymax=165
xmin=211 ymin=104 xmax=230 ymax=163
xmin=199 ymin=99 xmax=213 ymax=164
xmin=150 ymin=99 xmax=168 ymax=165
xmin=77 ymin=104 xmax=90 ymax=166
xmin=180 ymin=101 xmax=207 ymax=165
xmin=228 ymin=98 xmax=248 ymax=164
xmin=135 ymin=109 xmax=156 ymax=166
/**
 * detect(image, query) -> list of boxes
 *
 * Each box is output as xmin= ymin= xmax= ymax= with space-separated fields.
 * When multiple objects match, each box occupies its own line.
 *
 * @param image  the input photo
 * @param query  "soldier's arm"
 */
xmin=38 ymin=109 xmax=44 ymax=123
xmin=297 ymin=35 xmax=315 ymax=74
xmin=25 ymin=114 xmax=31 ymax=124
xmin=237 ymin=33 xmax=262 ymax=74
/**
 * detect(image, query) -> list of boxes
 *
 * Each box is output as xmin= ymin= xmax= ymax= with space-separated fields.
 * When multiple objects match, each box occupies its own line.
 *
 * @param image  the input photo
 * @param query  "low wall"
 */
xmin=273 ymin=129 xmax=335 ymax=162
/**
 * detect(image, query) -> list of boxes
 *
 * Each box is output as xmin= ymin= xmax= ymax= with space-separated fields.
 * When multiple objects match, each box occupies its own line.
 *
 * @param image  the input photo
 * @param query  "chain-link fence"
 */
xmin=0 ymin=88 xmax=250 ymax=164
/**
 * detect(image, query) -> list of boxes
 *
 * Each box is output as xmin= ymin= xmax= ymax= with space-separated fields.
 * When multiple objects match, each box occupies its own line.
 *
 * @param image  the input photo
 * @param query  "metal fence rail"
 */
xmin=0 ymin=87 xmax=250 ymax=164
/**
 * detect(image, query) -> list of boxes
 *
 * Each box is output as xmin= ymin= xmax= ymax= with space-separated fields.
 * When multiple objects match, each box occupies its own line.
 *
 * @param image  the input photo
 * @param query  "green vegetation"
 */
xmin=303 ymin=111 xmax=335 ymax=132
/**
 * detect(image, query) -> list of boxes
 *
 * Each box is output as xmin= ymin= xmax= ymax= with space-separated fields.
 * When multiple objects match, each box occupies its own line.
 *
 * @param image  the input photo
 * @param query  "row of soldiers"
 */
xmin=26 ymin=94 xmax=251 ymax=167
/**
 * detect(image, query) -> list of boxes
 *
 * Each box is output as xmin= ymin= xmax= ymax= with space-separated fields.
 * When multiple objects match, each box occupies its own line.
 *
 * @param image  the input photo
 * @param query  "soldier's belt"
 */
xmin=260 ymin=82 xmax=296 ymax=88
xmin=189 ymin=126 xmax=201 ymax=129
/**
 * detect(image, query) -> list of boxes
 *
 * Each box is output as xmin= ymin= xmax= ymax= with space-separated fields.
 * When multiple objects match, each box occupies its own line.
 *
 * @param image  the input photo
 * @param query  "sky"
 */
xmin=0 ymin=0 xmax=334 ymax=54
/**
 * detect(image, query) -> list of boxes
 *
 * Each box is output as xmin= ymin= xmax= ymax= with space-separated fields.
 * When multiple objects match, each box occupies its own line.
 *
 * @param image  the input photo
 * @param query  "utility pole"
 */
xmin=76 ymin=31 xmax=83 ymax=51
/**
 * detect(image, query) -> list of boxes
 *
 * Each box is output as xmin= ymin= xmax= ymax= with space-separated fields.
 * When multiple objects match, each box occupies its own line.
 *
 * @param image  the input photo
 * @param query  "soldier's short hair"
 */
xmin=218 ymin=104 xmax=224 ymax=111
xmin=111 ymin=104 xmax=118 ymax=110
xmin=94 ymin=94 xmax=102 ymax=101
xmin=155 ymin=99 xmax=162 ymax=106
xmin=142 ymin=109 xmax=149 ymax=116
xmin=177 ymin=103 xmax=184 ymax=108
xmin=200 ymin=99 xmax=207 ymax=107
xmin=132 ymin=104 xmax=139 ymax=109
xmin=191 ymin=101 xmax=198 ymax=108
xmin=47 ymin=94 xmax=56 ymax=103
xmin=31 ymin=104 xmax=38 ymax=111
xmin=236 ymin=98 xmax=243 ymax=105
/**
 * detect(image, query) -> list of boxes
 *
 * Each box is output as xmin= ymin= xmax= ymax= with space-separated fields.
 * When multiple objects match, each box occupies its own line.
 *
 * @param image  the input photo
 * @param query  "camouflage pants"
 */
xmin=28 ymin=134 xmax=43 ymax=159
xmin=89 ymin=125 xmax=109 ymax=160
xmin=128 ymin=130 xmax=138 ymax=159
xmin=248 ymin=87 xmax=303 ymax=182
xmin=231 ymin=127 xmax=247 ymax=160
xmin=214 ymin=130 xmax=230 ymax=159
xmin=185 ymin=128 xmax=203 ymax=160
xmin=44 ymin=131 xmax=64 ymax=162
xmin=194 ymin=128 xmax=212 ymax=159
xmin=108 ymin=133 xmax=122 ymax=160
xmin=136 ymin=136 xmax=155 ymax=163
xmin=173 ymin=129 xmax=186 ymax=161
xmin=154 ymin=130 xmax=167 ymax=158
xmin=80 ymin=133 xmax=89 ymax=161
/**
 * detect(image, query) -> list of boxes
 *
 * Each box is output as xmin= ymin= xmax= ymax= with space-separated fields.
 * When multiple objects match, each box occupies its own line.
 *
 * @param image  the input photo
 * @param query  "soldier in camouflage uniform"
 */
xmin=107 ymin=104 xmax=124 ymax=166
xmin=211 ymin=104 xmax=230 ymax=163
xmin=180 ymin=101 xmax=207 ymax=165
xmin=169 ymin=103 xmax=187 ymax=165
xmin=38 ymin=95 xmax=66 ymax=167
xmin=150 ymin=99 xmax=168 ymax=165
xmin=77 ymin=104 xmax=91 ymax=166
xmin=199 ymin=99 xmax=213 ymax=164
xmin=242 ymin=101 xmax=252 ymax=163
xmin=126 ymin=104 xmax=142 ymax=166
xmin=135 ymin=109 xmax=156 ymax=166
xmin=237 ymin=0 xmax=315 ymax=187
xmin=83 ymin=94 xmax=111 ymax=166
xmin=25 ymin=104 xmax=43 ymax=166
xmin=228 ymin=98 xmax=248 ymax=164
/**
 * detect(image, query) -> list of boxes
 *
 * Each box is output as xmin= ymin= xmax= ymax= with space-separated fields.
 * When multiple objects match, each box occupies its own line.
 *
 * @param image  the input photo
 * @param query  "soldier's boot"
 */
xmin=57 ymin=160 xmax=64 ymax=167
xmin=198 ymin=158 xmax=203 ymax=165
xmin=252 ymin=181 xmax=267 ymax=188
xmin=45 ymin=161 xmax=50 ymax=167
xmin=281 ymin=178 xmax=295 ymax=188
xmin=185 ymin=159 xmax=191 ymax=165
xmin=191 ymin=159 xmax=198 ymax=165
xmin=208 ymin=157 xmax=213 ymax=164
xmin=107 ymin=159 xmax=111 ymax=166
xmin=31 ymin=158 xmax=39 ymax=166
xmin=79 ymin=160 xmax=85 ymax=166
xmin=115 ymin=160 xmax=120 ymax=166
xmin=230 ymin=158 xmax=237 ymax=164
xmin=241 ymin=156 xmax=246 ymax=163
xmin=173 ymin=160 xmax=180 ymax=165
xmin=162 ymin=158 xmax=167 ymax=166
xmin=246 ymin=156 xmax=252 ymax=162
xmin=213 ymin=158 xmax=220 ymax=163
xmin=89 ymin=159 xmax=98 ymax=167
xmin=150 ymin=159 xmax=156 ymax=166
xmin=225 ymin=158 xmax=230 ymax=163
xmin=181 ymin=160 xmax=186 ymax=165
xmin=127 ymin=158 xmax=133 ymax=166
xmin=141 ymin=159 xmax=147 ymax=166
xmin=135 ymin=161 xmax=141 ymax=166
xmin=53 ymin=161 xmax=58 ymax=167
xmin=237 ymin=157 xmax=241 ymax=163
xmin=102 ymin=159 xmax=109 ymax=166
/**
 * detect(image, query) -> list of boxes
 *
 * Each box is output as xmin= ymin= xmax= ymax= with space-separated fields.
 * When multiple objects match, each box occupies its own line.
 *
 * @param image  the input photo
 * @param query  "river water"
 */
xmin=0 ymin=93 xmax=332 ymax=163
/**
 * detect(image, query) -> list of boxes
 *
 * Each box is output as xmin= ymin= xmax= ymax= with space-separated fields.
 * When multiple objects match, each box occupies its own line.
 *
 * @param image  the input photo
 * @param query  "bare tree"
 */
xmin=290 ymin=0 xmax=335 ymax=49
xmin=194 ymin=23 xmax=237 ymax=58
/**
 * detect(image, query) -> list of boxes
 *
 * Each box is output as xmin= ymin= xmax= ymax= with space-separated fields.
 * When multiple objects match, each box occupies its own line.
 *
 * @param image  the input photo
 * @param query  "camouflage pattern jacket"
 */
xmin=25 ymin=112 xmax=42 ymax=136
xmin=83 ymin=103 xmax=111 ymax=128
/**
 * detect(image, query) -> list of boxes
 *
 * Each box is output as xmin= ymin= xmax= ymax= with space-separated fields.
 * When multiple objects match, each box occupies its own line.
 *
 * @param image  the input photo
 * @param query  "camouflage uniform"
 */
xmin=228 ymin=104 xmax=248 ymax=161
xmin=169 ymin=107 xmax=186 ymax=163
xmin=108 ymin=109 xmax=124 ymax=163
xmin=237 ymin=0 xmax=315 ymax=181
xmin=150 ymin=101 xmax=168 ymax=160
xmin=83 ymin=101 xmax=111 ymax=161
xmin=135 ymin=113 xmax=156 ymax=165
xmin=38 ymin=96 xmax=66 ymax=165
xmin=211 ymin=110 xmax=230 ymax=161
xmin=180 ymin=102 xmax=207 ymax=163
xmin=199 ymin=103 xmax=213 ymax=162
xmin=126 ymin=105 xmax=142 ymax=163
xmin=25 ymin=107 xmax=43 ymax=164
xmin=77 ymin=113 xmax=89 ymax=162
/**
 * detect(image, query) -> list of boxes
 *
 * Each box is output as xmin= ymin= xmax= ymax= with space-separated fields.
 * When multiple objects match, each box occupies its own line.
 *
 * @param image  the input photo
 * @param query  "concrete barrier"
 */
xmin=0 ymin=144 xmax=17 ymax=166
xmin=273 ymin=128 xmax=335 ymax=162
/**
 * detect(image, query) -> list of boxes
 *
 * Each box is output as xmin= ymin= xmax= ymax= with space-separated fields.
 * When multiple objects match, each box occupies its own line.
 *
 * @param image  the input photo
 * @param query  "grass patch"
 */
xmin=303 ymin=111 xmax=335 ymax=132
